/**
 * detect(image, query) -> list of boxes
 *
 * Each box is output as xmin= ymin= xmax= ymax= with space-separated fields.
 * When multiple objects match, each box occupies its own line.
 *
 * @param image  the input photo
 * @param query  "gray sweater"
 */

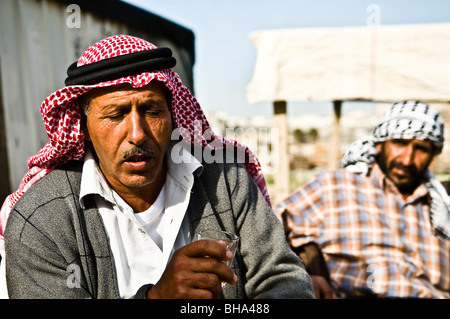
xmin=4 ymin=159 xmax=314 ymax=299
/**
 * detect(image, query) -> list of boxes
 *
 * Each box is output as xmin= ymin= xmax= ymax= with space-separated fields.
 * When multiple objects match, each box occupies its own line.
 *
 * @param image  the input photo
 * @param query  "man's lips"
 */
xmin=122 ymin=146 xmax=156 ymax=170
xmin=124 ymin=153 xmax=152 ymax=162
xmin=391 ymin=166 xmax=413 ymax=179
xmin=122 ymin=154 xmax=154 ymax=171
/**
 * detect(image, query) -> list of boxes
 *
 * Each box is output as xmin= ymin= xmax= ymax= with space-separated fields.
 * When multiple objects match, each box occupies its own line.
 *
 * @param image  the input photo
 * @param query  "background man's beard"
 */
xmin=395 ymin=175 xmax=421 ymax=195
xmin=376 ymin=153 xmax=423 ymax=195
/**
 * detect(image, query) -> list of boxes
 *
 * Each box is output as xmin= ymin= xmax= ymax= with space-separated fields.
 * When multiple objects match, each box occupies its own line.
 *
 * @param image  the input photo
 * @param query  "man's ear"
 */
xmin=375 ymin=143 xmax=382 ymax=153
xmin=80 ymin=108 xmax=91 ymax=142
xmin=80 ymin=114 xmax=91 ymax=142
xmin=84 ymin=130 xmax=91 ymax=142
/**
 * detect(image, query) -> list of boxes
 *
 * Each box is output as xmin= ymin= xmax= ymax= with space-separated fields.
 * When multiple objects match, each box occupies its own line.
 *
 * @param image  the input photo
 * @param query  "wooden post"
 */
xmin=328 ymin=100 xmax=342 ymax=170
xmin=273 ymin=100 xmax=289 ymax=203
xmin=443 ymin=102 xmax=450 ymax=194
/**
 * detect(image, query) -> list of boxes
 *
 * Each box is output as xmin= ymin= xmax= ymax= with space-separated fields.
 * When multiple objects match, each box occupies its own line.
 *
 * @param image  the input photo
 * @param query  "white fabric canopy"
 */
xmin=247 ymin=23 xmax=450 ymax=104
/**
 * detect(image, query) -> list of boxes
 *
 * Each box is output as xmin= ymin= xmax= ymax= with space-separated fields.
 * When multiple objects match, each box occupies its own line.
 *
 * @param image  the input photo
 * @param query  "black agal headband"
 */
xmin=64 ymin=47 xmax=177 ymax=86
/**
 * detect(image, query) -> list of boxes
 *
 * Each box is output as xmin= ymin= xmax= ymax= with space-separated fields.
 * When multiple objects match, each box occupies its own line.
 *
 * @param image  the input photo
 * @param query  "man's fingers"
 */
xmin=310 ymin=275 xmax=335 ymax=299
xmin=193 ymin=256 xmax=237 ymax=285
xmin=178 ymin=241 xmax=237 ymax=285
xmin=149 ymin=242 xmax=238 ymax=299
xmin=183 ymin=240 xmax=233 ymax=261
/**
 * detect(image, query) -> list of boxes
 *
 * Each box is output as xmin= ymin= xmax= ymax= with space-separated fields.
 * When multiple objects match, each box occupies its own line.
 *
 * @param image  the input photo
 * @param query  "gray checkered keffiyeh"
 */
xmin=341 ymin=101 xmax=450 ymax=241
xmin=372 ymin=101 xmax=444 ymax=153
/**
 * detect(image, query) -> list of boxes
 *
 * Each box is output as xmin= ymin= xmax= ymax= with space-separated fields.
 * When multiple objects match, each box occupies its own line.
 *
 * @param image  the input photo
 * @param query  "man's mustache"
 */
xmin=389 ymin=161 xmax=418 ymax=176
xmin=123 ymin=145 xmax=155 ymax=160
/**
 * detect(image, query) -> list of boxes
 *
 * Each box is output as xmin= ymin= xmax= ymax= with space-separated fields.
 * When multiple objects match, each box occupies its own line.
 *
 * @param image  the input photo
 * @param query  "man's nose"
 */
xmin=128 ymin=112 xmax=147 ymax=145
xmin=399 ymin=144 xmax=414 ymax=166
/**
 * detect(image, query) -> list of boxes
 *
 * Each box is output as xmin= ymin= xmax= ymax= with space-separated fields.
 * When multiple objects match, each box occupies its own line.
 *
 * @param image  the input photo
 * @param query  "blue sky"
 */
xmin=122 ymin=0 xmax=450 ymax=118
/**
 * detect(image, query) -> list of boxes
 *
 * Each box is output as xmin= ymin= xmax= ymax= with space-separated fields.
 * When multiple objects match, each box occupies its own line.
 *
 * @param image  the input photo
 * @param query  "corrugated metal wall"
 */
xmin=0 ymin=0 xmax=195 ymax=202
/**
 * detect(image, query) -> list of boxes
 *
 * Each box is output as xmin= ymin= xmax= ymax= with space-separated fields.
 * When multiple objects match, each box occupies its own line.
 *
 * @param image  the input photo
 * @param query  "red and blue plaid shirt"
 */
xmin=274 ymin=163 xmax=450 ymax=298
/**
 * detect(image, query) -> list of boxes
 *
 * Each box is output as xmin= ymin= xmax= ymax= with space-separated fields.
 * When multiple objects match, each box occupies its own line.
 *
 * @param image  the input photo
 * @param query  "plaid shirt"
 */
xmin=274 ymin=163 xmax=450 ymax=298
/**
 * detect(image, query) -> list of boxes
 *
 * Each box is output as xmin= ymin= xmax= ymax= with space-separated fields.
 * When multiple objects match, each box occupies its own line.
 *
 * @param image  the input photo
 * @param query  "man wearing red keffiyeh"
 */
xmin=0 ymin=35 xmax=314 ymax=299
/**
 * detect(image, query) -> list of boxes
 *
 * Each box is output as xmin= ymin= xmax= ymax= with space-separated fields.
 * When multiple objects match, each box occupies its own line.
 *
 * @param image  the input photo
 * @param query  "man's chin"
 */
xmin=121 ymin=177 xmax=154 ymax=189
xmin=393 ymin=178 xmax=419 ymax=195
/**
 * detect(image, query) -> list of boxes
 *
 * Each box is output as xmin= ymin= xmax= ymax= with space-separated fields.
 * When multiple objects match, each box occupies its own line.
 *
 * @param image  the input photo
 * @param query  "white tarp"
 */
xmin=247 ymin=23 xmax=450 ymax=104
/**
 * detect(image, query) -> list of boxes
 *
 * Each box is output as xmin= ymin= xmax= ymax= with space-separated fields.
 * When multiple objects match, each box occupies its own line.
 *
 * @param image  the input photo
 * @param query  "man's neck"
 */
xmin=117 ymin=180 xmax=165 ymax=213
xmin=100 ymin=159 xmax=167 ymax=213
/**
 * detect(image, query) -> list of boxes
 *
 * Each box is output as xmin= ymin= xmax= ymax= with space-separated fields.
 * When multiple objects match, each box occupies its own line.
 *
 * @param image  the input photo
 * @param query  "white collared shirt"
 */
xmin=79 ymin=142 xmax=202 ymax=298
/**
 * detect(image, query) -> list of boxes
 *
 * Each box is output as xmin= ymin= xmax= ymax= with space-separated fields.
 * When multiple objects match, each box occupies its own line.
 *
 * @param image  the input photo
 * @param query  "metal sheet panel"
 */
xmin=0 ymin=0 xmax=194 ymax=193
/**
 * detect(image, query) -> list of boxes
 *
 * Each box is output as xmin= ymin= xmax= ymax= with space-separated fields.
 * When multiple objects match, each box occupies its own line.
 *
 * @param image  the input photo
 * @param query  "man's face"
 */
xmin=84 ymin=80 xmax=173 ymax=195
xmin=376 ymin=139 xmax=434 ymax=195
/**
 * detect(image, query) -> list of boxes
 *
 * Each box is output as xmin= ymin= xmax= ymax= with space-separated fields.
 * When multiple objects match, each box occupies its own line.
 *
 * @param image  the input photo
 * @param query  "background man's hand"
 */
xmin=311 ymin=275 xmax=338 ymax=299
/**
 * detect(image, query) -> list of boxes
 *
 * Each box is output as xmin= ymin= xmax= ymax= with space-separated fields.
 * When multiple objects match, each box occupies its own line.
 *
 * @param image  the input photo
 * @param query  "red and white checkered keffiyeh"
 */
xmin=0 ymin=35 xmax=270 ymax=249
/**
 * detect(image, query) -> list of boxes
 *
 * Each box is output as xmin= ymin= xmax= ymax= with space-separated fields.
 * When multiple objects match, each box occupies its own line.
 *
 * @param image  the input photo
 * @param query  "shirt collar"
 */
xmin=79 ymin=142 xmax=203 ymax=209
xmin=79 ymin=147 xmax=115 ymax=209
xmin=166 ymin=141 xmax=203 ymax=190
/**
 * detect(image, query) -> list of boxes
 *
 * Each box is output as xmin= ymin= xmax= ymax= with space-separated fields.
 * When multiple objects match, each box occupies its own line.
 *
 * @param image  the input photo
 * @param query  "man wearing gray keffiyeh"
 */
xmin=342 ymin=101 xmax=450 ymax=241
xmin=275 ymin=100 xmax=450 ymax=299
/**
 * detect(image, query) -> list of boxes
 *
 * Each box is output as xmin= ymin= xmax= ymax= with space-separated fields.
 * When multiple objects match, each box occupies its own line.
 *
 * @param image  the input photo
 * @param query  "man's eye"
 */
xmin=105 ymin=112 xmax=125 ymax=120
xmin=143 ymin=103 xmax=166 ymax=116
xmin=145 ymin=110 xmax=162 ymax=116
xmin=416 ymin=145 xmax=432 ymax=153
xmin=392 ymin=139 xmax=408 ymax=146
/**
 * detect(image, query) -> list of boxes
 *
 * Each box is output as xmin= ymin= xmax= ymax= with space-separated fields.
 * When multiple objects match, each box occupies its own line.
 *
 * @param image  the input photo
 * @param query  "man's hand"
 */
xmin=147 ymin=240 xmax=238 ymax=299
xmin=311 ymin=275 xmax=338 ymax=299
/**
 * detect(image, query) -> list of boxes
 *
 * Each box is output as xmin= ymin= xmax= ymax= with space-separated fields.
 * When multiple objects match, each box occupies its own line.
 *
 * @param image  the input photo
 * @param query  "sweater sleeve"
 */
xmin=4 ymin=163 xmax=119 ymax=299
xmin=227 ymin=163 xmax=315 ymax=299
xmin=273 ymin=174 xmax=325 ymax=249
xmin=5 ymin=206 xmax=94 ymax=298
